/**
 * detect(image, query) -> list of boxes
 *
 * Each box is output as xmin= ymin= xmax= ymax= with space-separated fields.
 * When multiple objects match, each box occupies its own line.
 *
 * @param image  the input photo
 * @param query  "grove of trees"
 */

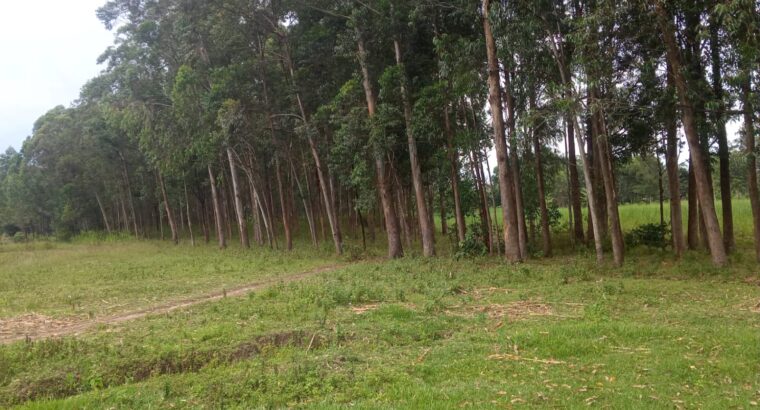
xmin=0 ymin=0 xmax=758 ymax=267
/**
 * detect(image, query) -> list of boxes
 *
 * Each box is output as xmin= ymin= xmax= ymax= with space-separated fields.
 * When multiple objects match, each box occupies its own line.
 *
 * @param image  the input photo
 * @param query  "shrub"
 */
xmin=2 ymin=224 xmax=20 ymax=237
xmin=454 ymin=223 xmax=488 ymax=259
xmin=625 ymin=223 xmax=669 ymax=249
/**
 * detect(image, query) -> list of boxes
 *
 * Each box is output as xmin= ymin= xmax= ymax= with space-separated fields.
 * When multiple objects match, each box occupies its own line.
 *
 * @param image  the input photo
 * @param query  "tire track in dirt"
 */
xmin=0 ymin=263 xmax=346 ymax=345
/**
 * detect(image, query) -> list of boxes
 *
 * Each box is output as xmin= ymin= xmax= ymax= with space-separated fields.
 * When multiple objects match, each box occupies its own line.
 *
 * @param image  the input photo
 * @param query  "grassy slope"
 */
xmin=1 ymin=251 xmax=758 ymax=408
xmin=1 ymin=201 xmax=759 ymax=408
xmin=0 ymin=240 xmax=336 ymax=318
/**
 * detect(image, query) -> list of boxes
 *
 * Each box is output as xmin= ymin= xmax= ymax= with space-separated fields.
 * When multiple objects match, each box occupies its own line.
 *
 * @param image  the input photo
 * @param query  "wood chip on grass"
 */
xmin=488 ymin=353 xmax=566 ymax=365
xmin=448 ymin=301 xmax=554 ymax=320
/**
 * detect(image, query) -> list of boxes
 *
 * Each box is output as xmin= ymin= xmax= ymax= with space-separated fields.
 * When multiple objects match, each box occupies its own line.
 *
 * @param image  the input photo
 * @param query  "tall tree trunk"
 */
xmin=157 ymin=172 xmax=179 ymax=245
xmin=226 ymin=147 xmax=249 ymax=248
xmin=426 ymin=184 xmax=435 ymax=241
xmin=258 ymin=35 xmax=292 ymax=251
xmin=665 ymin=66 xmax=685 ymax=257
xmin=444 ymin=102 xmax=466 ymax=244
xmin=357 ymin=33 xmax=403 ymax=258
xmin=531 ymin=103 xmax=552 ymax=258
xmin=483 ymin=147 xmax=502 ymax=256
xmin=710 ymin=21 xmax=734 ymax=252
xmin=483 ymin=0 xmax=521 ymax=262
xmin=658 ymin=152 xmax=665 ymax=227
xmin=394 ymin=39 xmax=436 ymax=256
xmin=566 ymin=108 xmax=584 ymax=243
xmin=275 ymin=157 xmax=293 ymax=251
xmin=118 ymin=152 xmax=139 ymax=238
xmin=120 ymin=194 xmax=129 ymax=232
xmin=439 ymin=186 xmax=448 ymax=236
xmin=741 ymin=66 xmax=760 ymax=262
xmin=207 ymin=165 xmax=226 ymax=249
xmin=263 ymin=174 xmax=279 ymax=249
xmin=588 ymin=107 xmax=608 ymax=241
xmin=443 ymin=98 xmax=466 ymax=246
xmin=657 ymin=2 xmax=727 ymax=266
xmin=222 ymin=182 xmax=233 ymax=242
xmin=575 ymin=118 xmax=605 ymax=262
xmin=502 ymin=67 xmax=528 ymax=259
xmin=290 ymin=156 xmax=317 ymax=247
xmin=687 ymin=160 xmax=699 ymax=249
xmin=199 ymin=197 xmax=210 ymax=244
xmin=399 ymin=186 xmax=414 ymax=250
xmin=253 ymin=178 xmax=273 ymax=248
xmin=546 ymin=35 xmax=605 ymax=263
xmin=95 ymin=192 xmax=112 ymax=234
xmin=470 ymin=149 xmax=494 ymax=253
xmin=179 ymin=202 xmax=185 ymax=233
xmin=591 ymin=90 xmax=624 ymax=266
xmin=558 ymin=40 xmax=584 ymax=244
xmin=282 ymin=36 xmax=342 ymax=255
xmin=158 ymin=202 xmax=164 ymax=240
xmin=184 ymin=180 xmax=195 ymax=247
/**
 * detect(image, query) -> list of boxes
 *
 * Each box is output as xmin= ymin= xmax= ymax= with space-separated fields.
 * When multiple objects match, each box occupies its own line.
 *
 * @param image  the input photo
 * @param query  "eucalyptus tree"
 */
xmin=654 ymin=0 xmax=728 ymax=266
xmin=482 ymin=0 xmax=522 ymax=262
xmin=715 ymin=0 xmax=760 ymax=262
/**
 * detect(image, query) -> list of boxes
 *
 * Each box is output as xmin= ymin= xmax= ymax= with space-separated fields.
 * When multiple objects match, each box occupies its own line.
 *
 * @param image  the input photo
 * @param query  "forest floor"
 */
xmin=1 ymin=237 xmax=759 ymax=408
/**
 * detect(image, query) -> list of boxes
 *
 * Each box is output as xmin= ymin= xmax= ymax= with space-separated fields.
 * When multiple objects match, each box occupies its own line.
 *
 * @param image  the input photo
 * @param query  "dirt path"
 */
xmin=0 ymin=263 xmax=344 ymax=345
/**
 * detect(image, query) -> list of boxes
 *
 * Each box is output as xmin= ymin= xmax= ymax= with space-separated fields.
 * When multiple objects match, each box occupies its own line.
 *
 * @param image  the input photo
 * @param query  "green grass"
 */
xmin=0 ymin=239 xmax=337 ymax=318
xmin=447 ymin=198 xmax=756 ymax=245
xmin=1 ymin=239 xmax=759 ymax=408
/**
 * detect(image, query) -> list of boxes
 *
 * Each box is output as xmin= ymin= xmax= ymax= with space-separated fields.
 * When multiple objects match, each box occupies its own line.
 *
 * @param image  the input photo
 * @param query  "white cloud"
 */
xmin=0 ymin=0 xmax=113 ymax=151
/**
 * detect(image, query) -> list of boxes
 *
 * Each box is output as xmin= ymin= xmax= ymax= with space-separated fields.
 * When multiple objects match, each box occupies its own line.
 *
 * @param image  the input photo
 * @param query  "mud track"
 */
xmin=0 ymin=263 xmax=344 ymax=345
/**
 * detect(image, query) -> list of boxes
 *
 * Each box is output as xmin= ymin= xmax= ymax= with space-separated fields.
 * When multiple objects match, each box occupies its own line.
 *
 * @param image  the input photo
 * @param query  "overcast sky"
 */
xmin=0 ymin=0 xmax=112 ymax=152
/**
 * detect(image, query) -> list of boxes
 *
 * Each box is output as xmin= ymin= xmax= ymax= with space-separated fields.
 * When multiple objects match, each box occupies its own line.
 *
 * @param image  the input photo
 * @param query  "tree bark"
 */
xmin=290 ymin=156 xmax=317 ymax=247
xmin=258 ymin=35 xmax=292 ymax=251
xmin=444 ymin=101 xmax=466 ymax=245
xmin=275 ymin=157 xmax=293 ymax=250
xmin=439 ymin=186 xmax=448 ymax=236
xmin=502 ymin=67 xmax=528 ymax=259
xmin=482 ymin=0 xmax=521 ymax=262
xmin=184 ymin=180 xmax=195 ymax=247
xmin=665 ymin=66 xmax=685 ymax=257
xmin=591 ymin=90 xmax=624 ymax=266
xmin=531 ymin=101 xmax=552 ymax=258
xmin=564 ymin=93 xmax=584 ymax=243
xmin=357 ymin=33 xmax=403 ymax=258
xmin=226 ymin=147 xmax=249 ymax=248
xmin=657 ymin=2 xmax=727 ymax=266
xmin=118 ymin=152 xmax=139 ymax=238
xmin=95 ymin=192 xmax=112 ymax=234
xmin=282 ymin=35 xmax=342 ymax=255
xmin=394 ymin=39 xmax=435 ymax=256
xmin=157 ymin=172 xmax=179 ymax=245
xmin=710 ymin=21 xmax=734 ymax=252
xmin=469 ymin=148 xmax=494 ymax=253
xmin=207 ymin=165 xmax=226 ymax=249
xmin=546 ymin=35 xmax=605 ymax=263
xmin=741 ymin=67 xmax=760 ymax=262
xmin=199 ymin=197 xmax=210 ymax=244
xmin=687 ymin=160 xmax=699 ymax=249
xmin=483 ymin=147 xmax=502 ymax=256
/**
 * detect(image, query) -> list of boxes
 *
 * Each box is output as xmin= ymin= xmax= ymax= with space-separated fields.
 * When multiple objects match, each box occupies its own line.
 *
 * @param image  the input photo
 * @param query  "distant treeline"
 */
xmin=1 ymin=0 xmax=758 ymax=267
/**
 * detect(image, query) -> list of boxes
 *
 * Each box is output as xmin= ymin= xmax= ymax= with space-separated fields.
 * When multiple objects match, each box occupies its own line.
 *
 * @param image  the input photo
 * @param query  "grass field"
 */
xmin=1 ymin=202 xmax=759 ymax=408
xmin=457 ymin=199 xmax=757 ymax=245
xmin=0 ymin=240 xmax=336 ymax=318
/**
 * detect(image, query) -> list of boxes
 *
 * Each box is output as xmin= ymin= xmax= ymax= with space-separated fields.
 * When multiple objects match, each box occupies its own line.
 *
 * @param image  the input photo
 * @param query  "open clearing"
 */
xmin=0 ymin=263 xmax=342 ymax=344
xmin=1 ymin=240 xmax=759 ymax=408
